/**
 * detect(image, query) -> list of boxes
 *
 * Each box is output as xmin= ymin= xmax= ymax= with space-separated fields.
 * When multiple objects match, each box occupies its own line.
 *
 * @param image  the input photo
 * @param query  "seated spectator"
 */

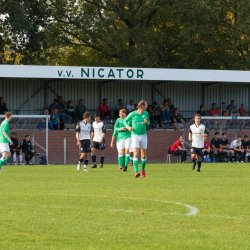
xmin=37 ymin=108 xmax=54 ymax=130
xmin=228 ymin=136 xmax=244 ymax=162
xmin=0 ymin=97 xmax=8 ymax=114
xmin=152 ymin=102 xmax=162 ymax=128
xmin=222 ymin=102 xmax=229 ymax=116
xmin=147 ymin=105 xmax=154 ymax=129
xmin=167 ymin=98 xmax=175 ymax=116
xmin=220 ymin=132 xmax=230 ymax=162
xmin=10 ymin=132 xmax=23 ymax=164
xmin=50 ymin=109 xmax=60 ymax=130
xmin=114 ymin=99 xmax=124 ymax=118
xmin=49 ymin=99 xmax=60 ymax=113
xmin=20 ymin=135 xmax=34 ymax=165
xmin=75 ymin=99 xmax=87 ymax=120
xmin=58 ymin=96 xmax=72 ymax=123
xmin=126 ymin=100 xmax=135 ymax=114
xmin=239 ymin=103 xmax=246 ymax=116
xmin=204 ymin=136 xmax=213 ymax=161
xmin=209 ymin=103 xmax=220 ymax=129
xmin=97 ymin=98 xmax=112 ymax=120
xmin=170 ymin=135 xmax=187 ymax=163
xmin=241 ymin=135 xmax=250 ymax=162
xmin=134 ymin=104 xmax=138 ymax=110
xmin=197 ymin=104 xmax=211 ymax=129
xmin=227 ymin=100 xmax=240 ymax=116
xmin=67 ymin=100 xmax=76 ymax=122
xmin=211 ymin=132 xmax=223 ymax=162
xmin=172 ymin=108 xmax=187 ymax=131
xmin=158 ymin=100 xmax=170 ymax=122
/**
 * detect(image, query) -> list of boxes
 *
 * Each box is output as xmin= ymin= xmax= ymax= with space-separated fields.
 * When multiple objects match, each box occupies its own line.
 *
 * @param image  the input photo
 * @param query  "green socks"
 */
xmin=125 ymin=154 xmax=130 ymax=167
xmin=118 ymin=154 xmax=123 ymax=167
xmin=141 ymin=158 xmax=146 ymax=171
xmin=130 ymin=157 xmax=133 ymax=165
xmin=0 ymin=157 xmax=6 ymax=168
xmin=133 ymin=157 xmax=138 ymax=173
xmin=122 ymin=155 xmax=125 ymax=166
xmin=5 ymin=157 xmax=10 ymax=163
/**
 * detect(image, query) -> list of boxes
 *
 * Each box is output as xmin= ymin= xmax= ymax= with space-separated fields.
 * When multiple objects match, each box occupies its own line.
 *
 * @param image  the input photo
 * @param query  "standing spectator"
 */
xmin=67 ymin=100 xmax=77 ymax=122
xmin=197 ymin=104 xmax=211 ymax=129
xmin=152 ymin=102 xmax=162 ymax=127
xmin=211 ymin=132 xmax=223 ymax=162
xmin=222 ymin=102 xmax=229 ymax=116
xmin=37 ymin=108 xmax=54 ymax=130
xmin=50 ymin=109 xmax=60 ymax=130
xmin=239 ymin=103 xmax=246 ymax=116
xmin=20 ymin=135 xmax=34 ymax=165
xmin=167 ymin=98 xmax=175 ymax=116
xmin=58 ymin=96 xmax=72 ymax=122
xmin=0 ymin=97 xmax=8 ymax=114
xmin=209 ymin=103 xmax=220 ymax=129
xmin=241 ymin=135 xmax=250 ymax=162
xmin=172 ymin=108 xmax=187 ymax=131
xmin=75 ymin=99 xmax=87 ymax=120
xmin=126 ymin=100 xmax=135 ymax=114
xmin=227 ymin=100 xmax=240 ymax=116
xmin=10 ymin=132 xmax=23 ymax=164
xmin=97 ymin=98 xmax=112 ymax=120
xmin=158 ymin=100 xmax=170 ymax=122
xmin=170 ymin=135 xmax=187 ymax=163
xmin=114 ymin=99 xmax=124 ymax=118
xmin=228 ymin=136 xmax=244 ymax=162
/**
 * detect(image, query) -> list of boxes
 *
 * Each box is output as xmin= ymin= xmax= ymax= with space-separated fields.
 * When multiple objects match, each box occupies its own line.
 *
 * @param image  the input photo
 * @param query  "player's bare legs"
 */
xmin=133 ymin=147 xmax=147 ymax=178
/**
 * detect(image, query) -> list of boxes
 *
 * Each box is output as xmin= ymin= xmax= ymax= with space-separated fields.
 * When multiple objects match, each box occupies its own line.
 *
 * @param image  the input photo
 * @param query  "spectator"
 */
xmin=37 ymin=108 xmax=54 ymax=130
xmin=211 ymin=132 xmax=223 ymax=162
xmin=172 ymin=108 xmax=187 ymax=131
xmin=134 ymin=104 xmax=138 ymax=110
xmin=220 ymin=132 xmax=230 ymax=162
xmin=209 ymin=103 xmax=220 ymax=129
xmin=97 ymin=98 xmax=112 ymax=120
xmin=50 ymin=109 xmax=60 ymax=130
xmin=197 ymin=104 xmax=211 ymax=129
xmin=204 ymin=136 xmax=213 ymax=161
xmin=241 ymin=135 xmax=250 ymax=162
xmin=58 ymin=96 xmax=72 ymax=122
xmin=0 ymin=97 xmax=8 ymax=114
xmin=222 ymin=102 xmax=229 ymax=116
xmin=114 ymin=99 xmax=124 ymax=118
xmin=20 ymin=135 xmax=34 ymax=165
xmin=167 ymin=98 xmax=175 ymax=116
xmin=126 ymin=100 xmax=135 ymax=114
xmin=67 ymin=100 xmax=76 ymax=122
xmin=49 ymin=99 xmax=60 ymax=113
xmin=239 ymin=103 xmax=246 ymax=116
xmin=170 ymin=135 xmax=187 ymax=163
xmin=228 ymin=135 xmax=244 ymax=162
xmin=75 ymin=99 xmax=87 ymax=120
xmin=10 ymin=132 xmax=23 ymax=164
xmin=158 ymin=100 xmax=170 ymax=122
xmin=152 ymin=102 xmax=162 ymax=128
xmin=227 ymin=100 xmax=240 ymax=116
xmin=147 ymin=105 xmax=154 ymax=129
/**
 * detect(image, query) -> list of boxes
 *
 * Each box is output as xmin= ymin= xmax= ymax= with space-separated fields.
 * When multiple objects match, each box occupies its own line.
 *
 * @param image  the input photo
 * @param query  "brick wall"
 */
xmin=14 ymin=130 xmax=248 ymax=165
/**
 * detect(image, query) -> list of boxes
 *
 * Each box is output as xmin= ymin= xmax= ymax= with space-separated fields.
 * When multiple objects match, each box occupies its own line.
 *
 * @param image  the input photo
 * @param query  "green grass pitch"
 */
xmin=0 ymin=163 xmax=250 ymax=250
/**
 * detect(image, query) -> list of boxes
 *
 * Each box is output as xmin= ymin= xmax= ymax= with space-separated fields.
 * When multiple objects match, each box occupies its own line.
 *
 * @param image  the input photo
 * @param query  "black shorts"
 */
xmin=191 ymin=147 xmax=204 ymax=156
xmin=80 ymin=140 xmax=91 ymax=153
xmin=11 ymin=149 xmax=21 ymax=155
xmin=92 ymin=140 xmax=105 ymax=150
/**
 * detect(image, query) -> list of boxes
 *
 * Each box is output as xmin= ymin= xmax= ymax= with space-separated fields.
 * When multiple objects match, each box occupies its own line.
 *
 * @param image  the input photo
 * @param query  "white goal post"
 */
xmin=0 ymin=115 xmax=49 ymax=164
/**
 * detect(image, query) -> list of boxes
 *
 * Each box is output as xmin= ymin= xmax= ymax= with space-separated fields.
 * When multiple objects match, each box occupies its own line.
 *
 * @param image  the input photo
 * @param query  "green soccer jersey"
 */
xmin=114 ymin=117 xmax=131 ymax=140
xmin=0 ymin=120 xmax=10 ymax=143
xmin=124 ymin=110 xmax=150 ymax=135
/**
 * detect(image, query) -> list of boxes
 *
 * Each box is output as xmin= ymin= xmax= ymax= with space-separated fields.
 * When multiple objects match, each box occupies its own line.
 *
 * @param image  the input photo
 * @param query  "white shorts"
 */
xmin=0 ymin=143 xmax=10 ymax=153
xmin=116 ymin=141 xmax=121 ymax=153
xmin=119 ymin=138 xmax=131 ymax=150
xmin=131 ymin=134 xmax=147 ymax=150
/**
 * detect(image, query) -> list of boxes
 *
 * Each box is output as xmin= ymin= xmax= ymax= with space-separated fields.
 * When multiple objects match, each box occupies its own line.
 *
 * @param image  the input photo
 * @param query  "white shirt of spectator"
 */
xmin=76 ymin=121 xmax=91 ymax=140
xmin=189 ymin=124 xmax=207 ymax=148
xmin=229 ymin=140 xmax=241 ymax=149
xmin=126 ymin=104 xmax=134 ymax=112
xmin=92 ymin=121 xmax=106 ymax=142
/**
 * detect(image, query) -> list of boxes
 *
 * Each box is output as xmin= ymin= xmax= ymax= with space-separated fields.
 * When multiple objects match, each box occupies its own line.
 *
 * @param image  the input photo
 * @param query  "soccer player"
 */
xmin=124 ymin=100 xmax=150 ymax=178
xmin=189 ymin=114 xmax=208 ymax=172
xmin=228 ymin=136 xmax=244 ymax=162
xmin=220 ymin=132 xmax=230 ymax=162
xmin=10 ymin=132 xmax=23 ymax=164
xmin=0 ymin=112 xmax=13 ymax=171
xmin=76 ymin=112 xmax=92 ymax=172
xmin=110 ymin=129 xmax=122 ymax=169
xmin=20 ymin=135 xmax=34 ymax=165
xmin=91 ymin=114 xmax=106 ymax=168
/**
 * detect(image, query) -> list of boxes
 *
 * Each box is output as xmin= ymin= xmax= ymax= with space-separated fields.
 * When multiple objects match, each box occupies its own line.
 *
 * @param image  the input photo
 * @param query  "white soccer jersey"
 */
xmin=76 ymin=121 xmax=91 ymax=140
xmin=189 ymin=124 xmax=208 ymax=148
xmin=229 ymin=140 xmax=241 ymax=149
xmin=91 ymin=121 xmax=106 ymax=142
